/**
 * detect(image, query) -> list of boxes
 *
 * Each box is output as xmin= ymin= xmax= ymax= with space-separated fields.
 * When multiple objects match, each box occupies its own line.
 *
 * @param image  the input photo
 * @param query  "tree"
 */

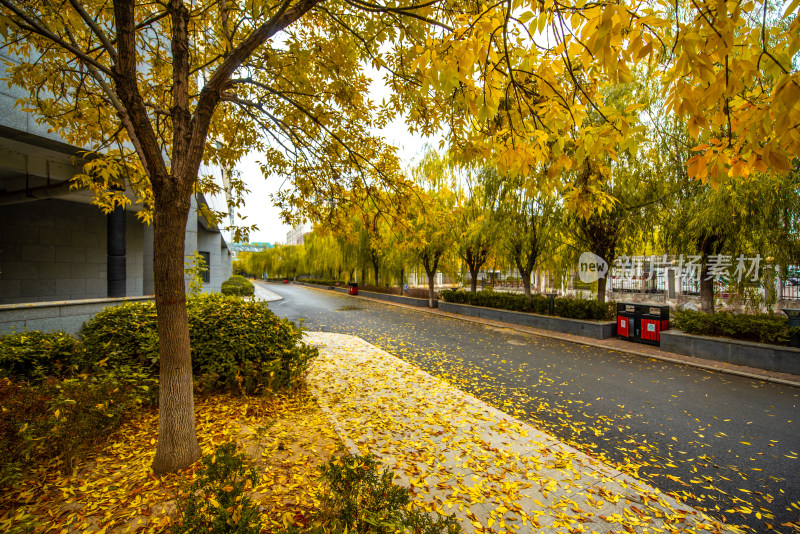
xmin=646 ymin=84 xmax=800 ymax=313
xmin=482 ymin=167 xmax=559 ymax=303
xmin=411 ymin=191 xmax=454 ymax=306
xmin=304 ymin=231 xmax=344 ymax=280
xmin=0 ymin=0 xmax=448 ymax=473
xmin=452 ymin=167 xmax=499 ymax=292
xmin=356 ymin=194 xmax=390 ymax=286
xmin=407 ymin=150 xmax=455 ymax=306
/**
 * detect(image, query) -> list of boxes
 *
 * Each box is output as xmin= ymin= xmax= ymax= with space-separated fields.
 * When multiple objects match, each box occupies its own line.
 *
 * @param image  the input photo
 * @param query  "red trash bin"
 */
xmin=640 ymin=305 xmax=669 ymax=345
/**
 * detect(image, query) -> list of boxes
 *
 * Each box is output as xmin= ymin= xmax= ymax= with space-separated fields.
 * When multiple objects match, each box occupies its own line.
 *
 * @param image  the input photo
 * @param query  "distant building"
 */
xmin=286 ymin=222 xmax=312 ymax=245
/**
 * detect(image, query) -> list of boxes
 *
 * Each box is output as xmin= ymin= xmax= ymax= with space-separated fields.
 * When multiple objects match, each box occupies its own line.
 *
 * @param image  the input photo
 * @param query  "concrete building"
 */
xmin=286 ymin=221 xmax=312 ymax=245
xmin=0 ymin=48 xmax=232 ymax=330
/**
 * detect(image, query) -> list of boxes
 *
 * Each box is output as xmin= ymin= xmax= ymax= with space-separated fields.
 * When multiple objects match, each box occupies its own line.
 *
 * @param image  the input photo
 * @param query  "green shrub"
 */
xmin=0 ymin=331 xmax=85 ymax=383
xmin=173 ymin=442 xmax=261 ymax=534
xmin=80 ymin=295 xmax=317 ymax=394
xmin=221 ymin=275 xmax=255 ymax=297
xmin=299 ymin=278 xmax=344 ymax=287
xmin=405 ymin=287 xmax=437 ymax=300
xmin=673 ymin=309 xmax=799 ymax=345
xmin=80 ymin=301 xmax=159 ymax=371
xmin=439 ymin=290 xmax=615 ymax=321
xmin=360 ymin=284 xmax=401 ymax=295
xmin=288 ymin=454 xmax=460 ymax=534
xmin=0 ymin=366 xmax=156 ymax=482
xmin=554 ymin=297 xmax=615 ymax=321
xmin=187 ymin=294 xmax=317 ymax=394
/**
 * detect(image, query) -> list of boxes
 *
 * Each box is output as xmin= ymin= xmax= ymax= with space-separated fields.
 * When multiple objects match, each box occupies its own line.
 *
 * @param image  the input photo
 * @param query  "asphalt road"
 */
xmin=262 ymin=282 xmax=800 ymax=533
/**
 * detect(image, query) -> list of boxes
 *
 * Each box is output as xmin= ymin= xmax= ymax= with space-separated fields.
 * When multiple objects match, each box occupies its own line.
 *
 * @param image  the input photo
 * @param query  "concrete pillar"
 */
xmin=668 ymin=268 xmax=676 ymax=299
xmin=143 ymin=223 xmax=154 ymax=295
xmin=183 ymin=195 xmax=198 ymax=289
xmin=107 ymin=206 xmax=126 ymax=297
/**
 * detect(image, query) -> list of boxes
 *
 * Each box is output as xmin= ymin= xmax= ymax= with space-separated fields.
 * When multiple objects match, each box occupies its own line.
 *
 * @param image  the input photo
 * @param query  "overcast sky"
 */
xmin=233 ymin=69 xmax=440 ymax=245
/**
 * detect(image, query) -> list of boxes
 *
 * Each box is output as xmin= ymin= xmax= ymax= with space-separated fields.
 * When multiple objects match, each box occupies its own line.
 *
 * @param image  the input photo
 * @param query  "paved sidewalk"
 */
xmin=254 ymin=284 xmax=282 ymax=302
xmin=306 ymin=332 xmax=737 ymax=534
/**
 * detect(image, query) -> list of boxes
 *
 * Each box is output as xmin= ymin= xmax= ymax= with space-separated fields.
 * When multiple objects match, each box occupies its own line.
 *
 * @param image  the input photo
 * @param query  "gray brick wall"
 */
xmin=0 ymin=199 xmax=146 ymax=304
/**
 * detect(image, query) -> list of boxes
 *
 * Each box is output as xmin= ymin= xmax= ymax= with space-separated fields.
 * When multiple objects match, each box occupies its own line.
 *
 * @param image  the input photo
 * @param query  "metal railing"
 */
xmin=781 ymin=281 xmax=800 ymax=300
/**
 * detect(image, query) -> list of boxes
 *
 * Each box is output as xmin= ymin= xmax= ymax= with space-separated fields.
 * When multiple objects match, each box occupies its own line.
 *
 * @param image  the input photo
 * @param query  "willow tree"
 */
xmin=451 ymin=166 xmax=501 ymax=293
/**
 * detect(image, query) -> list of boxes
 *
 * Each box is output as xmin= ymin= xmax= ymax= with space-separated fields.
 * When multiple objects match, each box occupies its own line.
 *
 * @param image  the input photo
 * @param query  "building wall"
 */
xmin=0 ymin=50 xmax=232 ymax=303
xmin=220 ymin=242 xmax=232 ymax=281
xmin=126 ymin=211 xmax=144 ymax=297
xmin=197 ymin=225 xmax=226 ymax=293
xmin=286 ymin=221 xmax=311 ymax=245
xmin=0 ymin=199 xmax=146 ymax=304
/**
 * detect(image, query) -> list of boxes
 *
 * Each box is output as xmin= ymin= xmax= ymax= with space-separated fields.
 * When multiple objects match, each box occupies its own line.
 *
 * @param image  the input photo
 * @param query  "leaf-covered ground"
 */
xmin=0 ymin=392 xmax=344 ymax=533
xmin=270 ymin=285 xmax=799 ymax=534
xmin=307 ymin=331 xmax=738 ymax=534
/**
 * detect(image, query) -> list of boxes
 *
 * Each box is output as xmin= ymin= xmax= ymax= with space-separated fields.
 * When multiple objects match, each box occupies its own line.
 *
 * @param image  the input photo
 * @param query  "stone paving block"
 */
xmin=307 ymin=332 xmax=735 ymax=534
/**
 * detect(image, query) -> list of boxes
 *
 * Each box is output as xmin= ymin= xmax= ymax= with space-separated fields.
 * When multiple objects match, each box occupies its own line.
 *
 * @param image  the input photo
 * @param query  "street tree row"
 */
xmin=241 ymin=121 xmax=800 ymax=313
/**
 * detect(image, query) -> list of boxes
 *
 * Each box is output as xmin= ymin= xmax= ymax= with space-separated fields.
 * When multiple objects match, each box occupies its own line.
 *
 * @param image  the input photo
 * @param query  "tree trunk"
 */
xmin=699 ymin=233 xmax=719 ymax=313
xmin=372 ymin=258 xmax=379 ymax=285
xmin=400 ymin=267 xmax=405 ymax=295
xmin=597 ymin=277 xmax=607 ymax=304
xmin=422 ymin=253 xmax=441 ymax=307
xmin=700 ymin=272 xmax=715 ymax=312
xmin=520 ymin=268 xmax=532 ymax=303
xmin=465 ymin=248 xmax=485 ymax=293
xmin=151 ymin=184 xmax=201 ymax=475
xmin=426 ymin=267 xmax=436 ymax=307
xmin=469 ymin=264 xmax=479 ymax=292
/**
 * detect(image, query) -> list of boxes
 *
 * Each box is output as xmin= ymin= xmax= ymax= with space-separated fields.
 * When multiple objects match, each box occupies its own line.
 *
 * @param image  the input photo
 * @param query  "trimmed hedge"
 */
xmin=0 ymin=331 xmax=85 ymax=383
xmin=404 ymin=287 xmax=437 ymax=299
xmin=299 ymin=278 xmax=346 ymax=287
xmin=80 ymin=294 xmax=316 ymax=393
xmin=439 ymin=289 xmax=615 ymax=321
xmin=0 ymin=294 xmax=314 ymax=484
xmin=221 ymin=275 xmax=255 ymax=296
xmin=188 ymin=294 xmax=316 ymax=393
xmin=673 ymin=309 xmax=800 ymax=346
xmin=360 ymin=284 xmax=402 ymax=295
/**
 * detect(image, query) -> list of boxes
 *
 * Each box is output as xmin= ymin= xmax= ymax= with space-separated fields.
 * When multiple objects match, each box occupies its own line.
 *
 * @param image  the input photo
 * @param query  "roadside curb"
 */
xmin=252 ymin=282 xmax=283 ymax=302
xmin=289 ymin=282 xmax=800 ymax=389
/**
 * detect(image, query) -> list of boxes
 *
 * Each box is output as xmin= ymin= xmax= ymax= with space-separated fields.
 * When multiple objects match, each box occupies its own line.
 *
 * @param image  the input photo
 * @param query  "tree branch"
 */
xmin=0 ymin=0 xmax=113 ymax=76
xmin=66 ymin=0 xmax=118 ymax=63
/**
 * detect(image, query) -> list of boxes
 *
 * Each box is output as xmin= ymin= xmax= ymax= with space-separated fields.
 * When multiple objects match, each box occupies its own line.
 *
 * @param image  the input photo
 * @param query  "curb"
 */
xmin=252 ymin=282 xmax=284 ymax=302
xmin=292 ymin=282 xmax=800 ymax=389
